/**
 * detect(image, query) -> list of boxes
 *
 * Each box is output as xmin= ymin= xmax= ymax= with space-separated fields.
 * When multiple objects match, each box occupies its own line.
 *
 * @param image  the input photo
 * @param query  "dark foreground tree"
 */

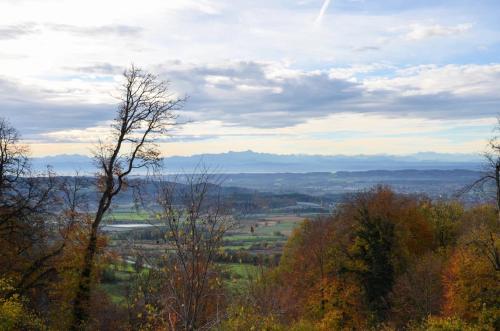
xmin=0 ymin=118 xmax=29 ymax=191
xmin=351 ymin=206 xmax=395 ymax=322
xmin=70 ymin=65 xmax=184 ymax=330
xmin=0 ymin=117 xmax=61 ymax=293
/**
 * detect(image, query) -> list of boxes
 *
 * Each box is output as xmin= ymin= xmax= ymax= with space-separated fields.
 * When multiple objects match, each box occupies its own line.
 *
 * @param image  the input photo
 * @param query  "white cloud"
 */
xmin=404 ymin=23 xmax=473 ymax=41
xmin=328 ymin=63 xmax=392 ymax=81
xmin=32 ymin=111 xmax=494 ymax=156
xmin=3 ymin=61 xmax=500 ymax=138
xmin=41 ymin=125 xmax=113 ymax=143
xmin=363 ymin=64 xmax=500 ymax=96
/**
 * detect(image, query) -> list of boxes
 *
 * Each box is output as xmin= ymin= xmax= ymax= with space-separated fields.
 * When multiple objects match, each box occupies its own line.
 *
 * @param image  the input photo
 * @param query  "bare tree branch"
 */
xmin=70 ymin=65 xmax=184 ymax=330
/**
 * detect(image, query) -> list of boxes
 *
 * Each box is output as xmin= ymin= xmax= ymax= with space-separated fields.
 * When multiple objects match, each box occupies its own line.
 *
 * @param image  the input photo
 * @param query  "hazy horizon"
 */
xmin=32 ymin=149 xmax=484 ymax=159
xmin=29 ymin=150 xmax=484 ymax=175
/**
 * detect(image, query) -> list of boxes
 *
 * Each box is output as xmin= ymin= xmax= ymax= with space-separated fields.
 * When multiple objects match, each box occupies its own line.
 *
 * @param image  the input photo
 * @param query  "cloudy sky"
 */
xmin=1 ymin=0 xmax=499 ymax=156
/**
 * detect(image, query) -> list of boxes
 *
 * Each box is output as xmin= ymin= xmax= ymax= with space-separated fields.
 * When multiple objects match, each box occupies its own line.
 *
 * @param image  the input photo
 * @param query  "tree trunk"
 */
xmin=70 ymin=210 xmax=104 ymax=330
xmin=496 ymin=165 xmax=500 ymax=223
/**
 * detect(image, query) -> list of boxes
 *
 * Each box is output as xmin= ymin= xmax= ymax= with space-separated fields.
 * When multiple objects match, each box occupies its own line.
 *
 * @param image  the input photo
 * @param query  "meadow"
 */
xmin=100 ymin=209 xmax=311 ymax=304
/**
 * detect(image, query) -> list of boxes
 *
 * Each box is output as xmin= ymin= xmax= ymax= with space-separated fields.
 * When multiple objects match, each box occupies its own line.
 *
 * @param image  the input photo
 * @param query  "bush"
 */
xmin=0 ymin=278 xmax=46 ymax=330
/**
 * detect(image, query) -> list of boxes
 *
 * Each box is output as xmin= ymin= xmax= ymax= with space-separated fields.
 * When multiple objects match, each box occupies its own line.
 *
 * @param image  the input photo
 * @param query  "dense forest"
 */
xmin=1 ymin=68 xmax=499 ymax=330
xmin=237 ymin=188 xmax=499 ymax=330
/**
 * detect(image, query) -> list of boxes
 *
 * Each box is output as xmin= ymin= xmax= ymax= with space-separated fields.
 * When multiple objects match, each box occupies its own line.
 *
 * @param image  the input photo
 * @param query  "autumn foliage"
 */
xmin=228 ymin=187 xmax=500 ymax=330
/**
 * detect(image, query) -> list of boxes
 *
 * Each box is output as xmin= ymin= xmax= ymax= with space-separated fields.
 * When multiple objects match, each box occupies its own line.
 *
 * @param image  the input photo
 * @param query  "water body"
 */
xmin=102 ymin=223 xmax=154 ymax=232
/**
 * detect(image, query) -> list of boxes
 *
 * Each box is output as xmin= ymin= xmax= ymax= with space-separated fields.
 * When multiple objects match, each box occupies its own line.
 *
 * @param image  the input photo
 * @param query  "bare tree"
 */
xmin=461 ymin=120 xmax=500 ymax=221
xmin=484 ymin=135 xmax=500 ymax=221
xmin=0 ymin=118 xmax=68 ymax=303
xmin=131 ymin=171 xmax=234 ymax=330
xmin=0 ymin=118 xmax=29 ymax=194
xmin=458 ymin=119 xmax=500 ymax=272
xmin=0 ymin=118 xmax=53 ymax=274
xmin=159 ymin=172 xmax=233 ymax=330
xmin=0 ymin=118 xmax=36 ymax=241
xmin=70 ymin=65 xmax=184 ymax=330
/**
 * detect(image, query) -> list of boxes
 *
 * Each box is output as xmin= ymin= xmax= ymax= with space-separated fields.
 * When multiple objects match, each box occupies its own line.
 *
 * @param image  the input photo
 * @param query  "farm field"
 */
xmin=106 ymin=212 xmax=309 ymax=254
xmin=102 ymin=212 xmax=309 ymax=303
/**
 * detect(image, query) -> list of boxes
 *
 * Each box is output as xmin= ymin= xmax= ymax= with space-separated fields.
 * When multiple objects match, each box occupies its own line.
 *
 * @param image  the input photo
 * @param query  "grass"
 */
xmin=105 ymin=211 xmax=152 ymax=223
xmin=101 ymin=282 xmax=128 ymax=305
xmin=219 ymin=262 xmax=262 ymax=291
xmin=222 ymin=218 xmax=299 ymax=251
xmin=222 ymin=263 xmax=260 ymax=279
xmin=100 ymin=262 xmax=151 ymax=306
xmin=101 ymin=261 xmax=261 ymax=303
xmin=100 ymin=270 xmax=132 ymax=305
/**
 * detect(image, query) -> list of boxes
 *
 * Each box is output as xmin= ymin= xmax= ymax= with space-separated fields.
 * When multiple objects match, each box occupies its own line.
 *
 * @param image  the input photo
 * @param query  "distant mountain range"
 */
xmin=31 ymin=150 xmax=484 ymax=174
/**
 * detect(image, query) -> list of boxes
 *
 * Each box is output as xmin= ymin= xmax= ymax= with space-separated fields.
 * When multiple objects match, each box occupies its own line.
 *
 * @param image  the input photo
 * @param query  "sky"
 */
xmin=0 ymin=0 xmax=499 ymax=157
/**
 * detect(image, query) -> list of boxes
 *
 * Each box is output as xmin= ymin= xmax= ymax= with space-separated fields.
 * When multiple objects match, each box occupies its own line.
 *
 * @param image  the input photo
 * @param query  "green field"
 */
xmin=102 ymin=213 xmax=304 ymax=303
xmin=101 ymin=261 xmax=262 ymax=304
xmin=222 ymin=216 xmax=302 ymax=251
xmin=100 ymin=264 xmax=137 ymax=305
xmin=105 ymin=210 xmax=152 ymax=223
